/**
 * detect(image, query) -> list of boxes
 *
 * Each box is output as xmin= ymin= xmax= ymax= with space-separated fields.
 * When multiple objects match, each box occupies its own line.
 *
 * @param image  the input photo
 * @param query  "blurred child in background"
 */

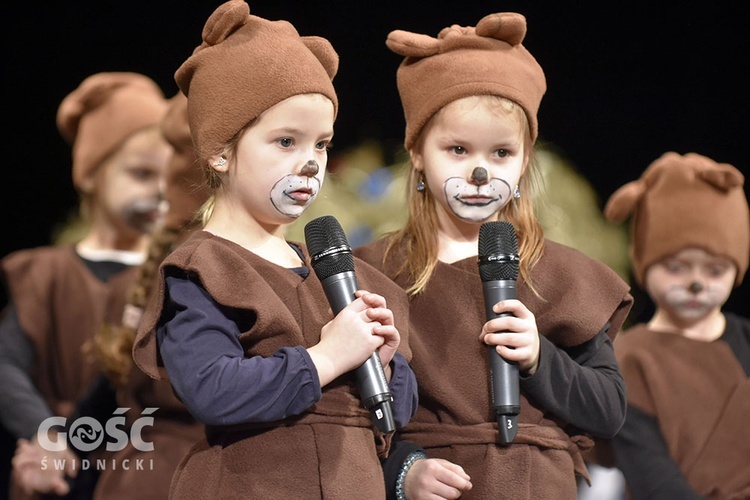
xmin=603 ymin=152 xmax=750 ymax=499
xmin=2 ymin=72 xmax=170 ymax=499
xmin=11 ymin=91 xmax=209 ymax=500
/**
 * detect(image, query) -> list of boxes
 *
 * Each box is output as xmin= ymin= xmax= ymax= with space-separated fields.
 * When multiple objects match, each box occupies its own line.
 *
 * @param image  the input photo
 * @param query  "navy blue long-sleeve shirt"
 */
xmin=157 ymin=274 xmax=417 ymax=428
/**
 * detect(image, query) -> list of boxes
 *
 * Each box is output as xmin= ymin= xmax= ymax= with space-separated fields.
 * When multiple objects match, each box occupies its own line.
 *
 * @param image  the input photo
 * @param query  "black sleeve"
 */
xmin=520 ymin=325 xmax=627 ymax=438
xmin=381 ymin=436 xmax=425 ymax=500
xmin=721 ymin=313 xmax=750 ymax=376
xmin=0 ymin=305 xmax=54 ymax=439
xmin=612 ymin=405 xmax=705 ymax=499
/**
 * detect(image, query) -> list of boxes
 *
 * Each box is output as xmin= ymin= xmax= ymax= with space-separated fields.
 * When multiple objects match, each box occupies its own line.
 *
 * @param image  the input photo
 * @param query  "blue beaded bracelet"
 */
xmin=395 ymin=451 xmax=428 ymax=500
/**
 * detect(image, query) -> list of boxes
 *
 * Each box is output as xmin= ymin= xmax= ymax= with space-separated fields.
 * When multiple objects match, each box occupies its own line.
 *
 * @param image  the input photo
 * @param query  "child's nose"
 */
xmin=469 ymin=166 xmax=488 ymax=185
xmin=300 ymin=160 xmax=319 ymax=177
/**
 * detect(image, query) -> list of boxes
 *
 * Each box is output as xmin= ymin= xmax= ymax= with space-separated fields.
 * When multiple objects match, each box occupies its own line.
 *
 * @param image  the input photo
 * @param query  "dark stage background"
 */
xmin=1 ymin=1 xmax=748 ymax=322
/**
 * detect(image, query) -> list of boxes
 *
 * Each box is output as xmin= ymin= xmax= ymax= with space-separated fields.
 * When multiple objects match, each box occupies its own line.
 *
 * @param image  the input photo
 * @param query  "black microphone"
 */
xmin=478 ymin=221 xmax=521 ymax=445
xmin=304 ymin=215 xmax=396 ymax=434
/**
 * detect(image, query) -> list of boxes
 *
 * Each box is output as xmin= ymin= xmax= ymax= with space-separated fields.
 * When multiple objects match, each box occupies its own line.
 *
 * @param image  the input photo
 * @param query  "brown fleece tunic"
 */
xmin=133 ymin=231 xmax=411 ymax=499
xmin=356 ymin=237 xmax=632 ymax=499
xmin=612 ymin=320 xmax=750 ymax=499
xmin=1 ymin=245 xmax=137 ymax=419
xmin=91 ymin=367 xmax=204 ymax=500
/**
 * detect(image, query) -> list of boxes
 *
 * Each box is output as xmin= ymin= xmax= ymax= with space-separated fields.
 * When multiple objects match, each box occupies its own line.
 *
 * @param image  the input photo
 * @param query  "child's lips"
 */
xmin=684 ymin=300 xmax=704 ymax=308
xmin=131 ymin=204 xmax=162 ymax=221
xmin=458 ymin=195 xmax=497 ymax=206
xmin=287 ymin=187 xmax=313 ymax=201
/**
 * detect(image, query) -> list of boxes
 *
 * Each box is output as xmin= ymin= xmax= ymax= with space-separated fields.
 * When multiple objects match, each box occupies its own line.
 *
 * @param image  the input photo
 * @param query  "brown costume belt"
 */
xmin=204 ymin=411 xmax=393 ymax=456
xmin=401 ymin=422 xmax=593 ymax=482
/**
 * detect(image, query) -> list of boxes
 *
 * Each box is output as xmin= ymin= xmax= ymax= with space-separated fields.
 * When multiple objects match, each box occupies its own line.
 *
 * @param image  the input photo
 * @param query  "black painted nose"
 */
xmin=470 ymin=166 xmax=488 ymax=185
xmin=301 ymin=160 xmax=319 ymax=177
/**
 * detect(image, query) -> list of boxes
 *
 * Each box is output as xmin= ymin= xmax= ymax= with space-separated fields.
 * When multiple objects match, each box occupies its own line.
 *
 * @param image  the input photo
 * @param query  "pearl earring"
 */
xmin=513 ymin=185 xmax=521 ymax=199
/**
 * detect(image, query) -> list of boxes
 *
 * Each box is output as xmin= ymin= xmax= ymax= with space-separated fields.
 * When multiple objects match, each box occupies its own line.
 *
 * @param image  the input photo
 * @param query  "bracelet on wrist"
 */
xmin=395 ymin=450 xmax=428 ymax=500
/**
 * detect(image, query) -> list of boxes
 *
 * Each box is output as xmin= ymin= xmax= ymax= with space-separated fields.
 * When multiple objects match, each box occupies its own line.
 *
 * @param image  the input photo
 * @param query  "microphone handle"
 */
xmin=482 ymin=279 xmax=520 ymax=445
xmin=321 ymin=272 xmax=396 ymax=433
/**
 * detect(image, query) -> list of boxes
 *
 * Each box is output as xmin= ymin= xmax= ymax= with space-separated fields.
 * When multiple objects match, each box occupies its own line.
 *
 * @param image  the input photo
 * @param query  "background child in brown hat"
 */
xmin=0 ymin=71 xmax=171 ymax=498
xmin=355 ymin=12 xmax=633 ymax=499
xmin=9 ymin=92 xmax=206 ymax=500
xmin=131 ymin=1 xmax=417 ymax=498
xmin=603 ymin=151 xmax=750 ymax=499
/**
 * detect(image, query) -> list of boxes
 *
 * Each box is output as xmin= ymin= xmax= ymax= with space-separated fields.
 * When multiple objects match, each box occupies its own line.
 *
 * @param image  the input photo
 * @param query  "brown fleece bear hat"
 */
xmin=160 ymin=92 xmax=210 ymax=230
xmin=175 ymin=0 xmax=339 ymax=161
xmin=387 ymin=12 xmax=546 ymax=150
xmin=604 ymin=152 xmax=750 ymax=287
xmin=57 ymin=72 xmax=168 ymax=190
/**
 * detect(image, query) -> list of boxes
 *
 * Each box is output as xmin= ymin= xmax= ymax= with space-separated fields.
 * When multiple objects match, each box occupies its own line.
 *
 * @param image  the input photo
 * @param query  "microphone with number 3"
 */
xmin=304 ymin=215 xmax=396 ymax=434
xmin=478 ymin=220 xmax=521 ymax=445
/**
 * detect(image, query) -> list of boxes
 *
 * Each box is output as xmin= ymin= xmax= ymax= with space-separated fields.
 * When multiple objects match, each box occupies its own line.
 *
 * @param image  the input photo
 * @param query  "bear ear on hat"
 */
xmin=386 ymin=30 xmax=441 ymax=58
xmin=202 ymin=0 xmax=248 ymax=47
xmin=604 ymin=180 xmax=646 ymax=223
xmin=475 ymin=12 xmax=527 ymax=45
xmin=57 ymin=96 xmax=85 ymax=144
xmin=302 ymin=36 xmax=339 ymax=79
xmin=698 ymin=163 xmax=744 ymax=191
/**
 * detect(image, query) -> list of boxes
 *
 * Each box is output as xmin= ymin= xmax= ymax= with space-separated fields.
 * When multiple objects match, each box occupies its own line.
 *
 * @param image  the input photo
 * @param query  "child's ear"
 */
xmin=408 ymin=149 xmax=423 ymax=171
xmin=208 ymin=155 xmax=228 ymax=173
xmin=78 ymin=173 xmax=96 ymax=195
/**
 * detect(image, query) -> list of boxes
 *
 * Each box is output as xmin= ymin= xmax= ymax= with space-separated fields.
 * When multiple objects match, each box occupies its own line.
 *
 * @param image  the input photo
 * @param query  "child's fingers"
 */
xmin=341 ymin=296 xmax=368 ymax=314
xmin=372 ymin=324 xmax=399 ymax=341
xmin=357 ymin=291 xmax=387 ymax=309
xmin=491 ymin=299 xmax=533 ymax=319
xmin=365 ymin=307 xmax=394 ymax=325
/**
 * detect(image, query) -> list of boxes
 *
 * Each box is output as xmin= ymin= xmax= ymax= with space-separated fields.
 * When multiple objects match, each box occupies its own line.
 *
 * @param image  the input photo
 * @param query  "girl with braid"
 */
xmin=132 ymin=2 xmax=417 ymax=498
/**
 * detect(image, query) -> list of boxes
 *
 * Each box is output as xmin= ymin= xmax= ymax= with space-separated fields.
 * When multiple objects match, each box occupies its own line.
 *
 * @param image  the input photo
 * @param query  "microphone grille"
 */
xmin=478 ymin=221 xmax=519 ymax=282
xmin=304 ymin=215 xmax=355 ymax=279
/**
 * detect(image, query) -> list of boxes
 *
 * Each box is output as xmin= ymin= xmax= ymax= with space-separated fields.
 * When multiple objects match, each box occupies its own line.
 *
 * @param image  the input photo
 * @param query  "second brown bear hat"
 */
xmin=604 ymin=152 xmax=749 ymax=286
xmin=387 ymin=12 xmax=546 ymax=150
